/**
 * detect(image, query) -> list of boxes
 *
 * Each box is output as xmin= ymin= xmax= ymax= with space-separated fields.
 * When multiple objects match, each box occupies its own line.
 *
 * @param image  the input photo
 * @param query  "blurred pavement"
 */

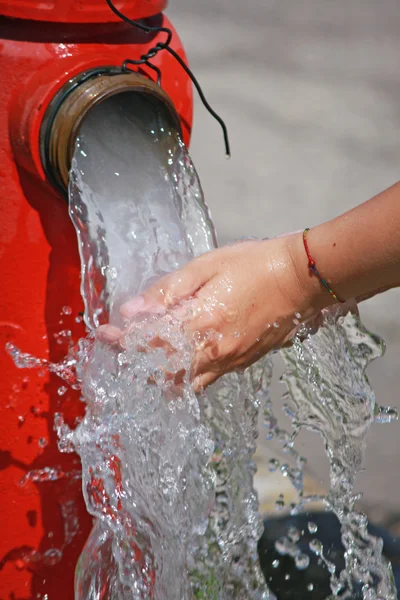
xmin=167 ymin=0 xmax=400 ymax=522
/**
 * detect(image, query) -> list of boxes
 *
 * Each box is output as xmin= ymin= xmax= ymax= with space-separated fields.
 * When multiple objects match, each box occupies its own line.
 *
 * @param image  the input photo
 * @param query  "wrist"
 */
xmin=282 ymin=231 xmax=336 ymax=318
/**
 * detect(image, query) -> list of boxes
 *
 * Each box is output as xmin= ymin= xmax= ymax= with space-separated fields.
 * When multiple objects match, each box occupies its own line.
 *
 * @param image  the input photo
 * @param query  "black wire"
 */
xmin=162 ymin=44 xmax=230 ymax=158
xmin=123 ymin=59 xmax=162 ymax=85
xmin=105 ymin=0 xmax=172 ymax=44
xmin=105 ymin=0 xmax=231 ymax=157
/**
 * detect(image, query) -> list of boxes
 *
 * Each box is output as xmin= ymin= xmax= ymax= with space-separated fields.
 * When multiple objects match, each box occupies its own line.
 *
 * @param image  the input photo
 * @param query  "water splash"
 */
xmin=68 ymin=92 xmax=272 ymax=599
xmin=19 ymin=466 xmax=80 ymax=486
xmin=279 ymin=307 xmax=397 ymax=599
xmin=5 ymin=89 xmax=398 ymax=599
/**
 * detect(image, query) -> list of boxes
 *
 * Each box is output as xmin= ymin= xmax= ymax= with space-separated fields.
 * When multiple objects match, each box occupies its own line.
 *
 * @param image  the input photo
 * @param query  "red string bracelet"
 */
xmin=303 ymin=228 xmax=342 ymax=303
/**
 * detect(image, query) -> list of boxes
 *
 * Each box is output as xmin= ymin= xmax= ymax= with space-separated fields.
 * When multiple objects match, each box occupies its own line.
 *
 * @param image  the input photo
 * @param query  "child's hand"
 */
xmin=98 ymin=236 xmax=325 ymax=392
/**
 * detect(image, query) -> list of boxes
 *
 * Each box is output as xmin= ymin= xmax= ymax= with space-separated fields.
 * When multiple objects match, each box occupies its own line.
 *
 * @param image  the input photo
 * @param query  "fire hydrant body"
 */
xmin=0 ymin=2 xmax=193 ymax=598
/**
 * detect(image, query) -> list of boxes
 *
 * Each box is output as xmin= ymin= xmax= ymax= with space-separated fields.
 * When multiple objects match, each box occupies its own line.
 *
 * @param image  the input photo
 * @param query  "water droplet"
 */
xmin=62 ymin=306 xmax=72 ymax=315
xmin=43 ymin=548 xmax=62 ymax=565
xmin=309 ymin=538 xmax=323 ymax=556
xmin=57 ymin=386 xmax=67 ymax=396
xmin=308 ymin=521 xmax=318 ymax=534
xmin=19 ymin=467 xmax=65 ymax=486
xmin=297 ymin=455 xmax=307 ymax=468
xmin=273 ymin=322 xmax=280 ymax=329
xmin=38 ymin=438 xmax=48 ymax=448
xmin=307 ymin=583 xmax=314 ymax=591
xmin=295 ymin=312 xmax=301 ymax=319
xmin=265 ymin=416 xmax=277 ymax=432
xmin=295 ymin=552 xmax=310 ymax=570
xmin=374 ymin=405 xmax=398 ymax=424
xmin=280 ymin=463 xmax=290 ymax=477
xmin=288 ymin=527 xmax=300 ymax=543
xmin=272 ymin=559 xmax=280 ymax=568
xmin=277 ymin=431 xmax=291 ymax=446
xmin=58 ymin=329 xmax=72 ymax=338
xmin=275 ymin=538 xmax=288 ymax=554
xmin=268 ymin=458 xmax=279 ymax=472
xmin=284 ymin=573 xmax=290 ymax=580
xmin=275 ymin=497 xmax=285 ymax=511
xmin=6 ymin=343 xmax=44 ymax=369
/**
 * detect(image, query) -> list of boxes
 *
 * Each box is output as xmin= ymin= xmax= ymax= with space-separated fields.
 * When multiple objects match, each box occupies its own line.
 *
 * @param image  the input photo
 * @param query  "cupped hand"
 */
xmin=98 ymin=236 xmax=325 ymax=392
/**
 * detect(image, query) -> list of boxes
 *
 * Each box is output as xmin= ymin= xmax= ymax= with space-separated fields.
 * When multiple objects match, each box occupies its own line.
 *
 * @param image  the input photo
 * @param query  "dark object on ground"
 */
xmin=258 ymin=512 xmax=400 ymax=599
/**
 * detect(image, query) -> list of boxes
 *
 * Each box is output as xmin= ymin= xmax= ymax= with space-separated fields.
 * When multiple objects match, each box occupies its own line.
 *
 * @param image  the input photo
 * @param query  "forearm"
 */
xmin=287 ymin=181 xmax=400 ymax=312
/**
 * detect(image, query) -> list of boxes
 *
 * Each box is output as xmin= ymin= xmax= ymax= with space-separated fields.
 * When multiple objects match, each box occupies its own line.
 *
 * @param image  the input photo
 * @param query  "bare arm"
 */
xmin=287 ymin=180 xmax=400 ymax=312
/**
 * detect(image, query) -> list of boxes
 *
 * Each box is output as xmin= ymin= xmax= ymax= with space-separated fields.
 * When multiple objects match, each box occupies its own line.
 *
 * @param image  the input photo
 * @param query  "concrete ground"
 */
xmin=166 ymin=0 xmax=400 ymax=523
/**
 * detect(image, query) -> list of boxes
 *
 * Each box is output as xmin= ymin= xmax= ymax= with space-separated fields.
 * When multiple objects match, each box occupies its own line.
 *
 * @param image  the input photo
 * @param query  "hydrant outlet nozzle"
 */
xmin=40 ymin=68 xmax=182 ymax=195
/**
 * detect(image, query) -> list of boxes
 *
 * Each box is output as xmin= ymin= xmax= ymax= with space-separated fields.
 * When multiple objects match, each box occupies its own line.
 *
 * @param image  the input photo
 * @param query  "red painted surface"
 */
xmin=0 ymin=0 xmax=168 ymax=23
xmin=0 ymin=8 xmax=193 ymax=600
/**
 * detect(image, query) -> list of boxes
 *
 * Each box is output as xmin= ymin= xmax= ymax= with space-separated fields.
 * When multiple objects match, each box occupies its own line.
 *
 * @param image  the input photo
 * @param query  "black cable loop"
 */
xmin=122 ymin=57 xmax=162 ymax=85
xmin=105 ymin=0 xmax=230 ymax=157
xmin=144 ymin=61 xmax=162 ymax=86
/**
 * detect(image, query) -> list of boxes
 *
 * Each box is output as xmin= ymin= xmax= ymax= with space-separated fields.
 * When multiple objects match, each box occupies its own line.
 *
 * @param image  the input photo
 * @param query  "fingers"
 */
xmin=96 ymin=321 xmax=174 ymax=356
xmin=120 ymin=257 xmax=214 ymax=319
xmin=120 ymin=296 xmax=165 ymax=319
xmin=193 ymin=372 xmax=220 ymax=394
xmin=96 ymin=324 xmax=123 ymax=344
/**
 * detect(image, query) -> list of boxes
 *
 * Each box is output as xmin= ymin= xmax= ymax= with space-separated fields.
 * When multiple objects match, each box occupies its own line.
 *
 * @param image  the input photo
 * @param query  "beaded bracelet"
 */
xmin=303 ymin=228 xmax=342 ymax=303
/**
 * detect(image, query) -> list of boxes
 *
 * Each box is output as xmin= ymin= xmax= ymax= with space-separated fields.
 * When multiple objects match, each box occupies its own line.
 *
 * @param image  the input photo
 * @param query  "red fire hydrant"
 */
xmin=0 ymin=2 xmax=193 ymax=598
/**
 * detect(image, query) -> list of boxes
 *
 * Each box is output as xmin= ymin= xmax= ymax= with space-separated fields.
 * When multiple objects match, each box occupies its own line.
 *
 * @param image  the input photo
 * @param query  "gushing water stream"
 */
xmin=68 ymin=93 xmax=270 ymax=599
xmin=6 ymin=92 xmax=398 ymax=599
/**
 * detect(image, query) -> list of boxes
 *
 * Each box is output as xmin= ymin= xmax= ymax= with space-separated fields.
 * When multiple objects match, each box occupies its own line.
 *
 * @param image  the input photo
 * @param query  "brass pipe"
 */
xmin=40 ymin=68 xmax=182 ymax=195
